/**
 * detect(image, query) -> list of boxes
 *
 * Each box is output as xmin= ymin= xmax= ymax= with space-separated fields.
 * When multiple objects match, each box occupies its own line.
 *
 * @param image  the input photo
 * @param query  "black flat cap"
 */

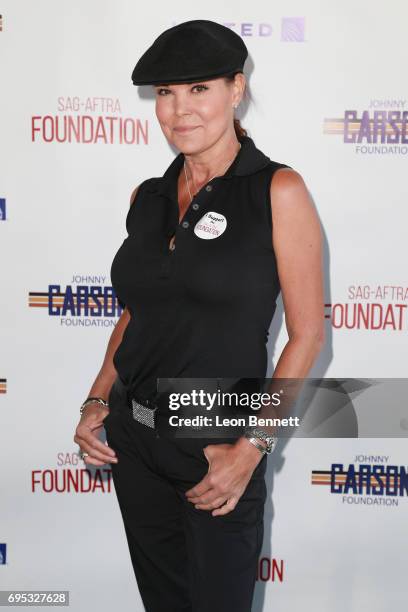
xmin=131 ymin=19 xmax=248 ymax=86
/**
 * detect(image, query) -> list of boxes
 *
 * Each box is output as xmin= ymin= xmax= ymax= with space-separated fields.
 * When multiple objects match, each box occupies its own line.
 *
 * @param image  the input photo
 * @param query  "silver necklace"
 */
xmin=183 ymin=143 xmax=241 ymax=204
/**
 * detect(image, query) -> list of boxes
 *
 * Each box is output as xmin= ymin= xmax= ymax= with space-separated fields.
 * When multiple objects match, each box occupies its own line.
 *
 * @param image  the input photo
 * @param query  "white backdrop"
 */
xmin=1 ymin=1 xmax=407 ymax=610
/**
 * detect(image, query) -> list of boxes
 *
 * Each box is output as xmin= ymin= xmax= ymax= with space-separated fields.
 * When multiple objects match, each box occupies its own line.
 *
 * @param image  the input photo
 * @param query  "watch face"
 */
xmin=261 ymin=435 xmax=274 ymax=452
xmin=268 ymin=437 xmax=277 ymax=452
xmin=244 ymin=427 xmax=277 ymax=452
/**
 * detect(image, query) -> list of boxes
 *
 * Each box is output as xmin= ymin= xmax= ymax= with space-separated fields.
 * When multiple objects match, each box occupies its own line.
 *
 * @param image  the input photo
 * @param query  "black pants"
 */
xmin=103 ymin=376 xmax=267 ymax=612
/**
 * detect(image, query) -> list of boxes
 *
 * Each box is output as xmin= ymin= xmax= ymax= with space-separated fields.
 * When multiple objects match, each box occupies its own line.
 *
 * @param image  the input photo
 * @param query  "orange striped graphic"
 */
xmin=28 ymin=292 xmax=117 ymax=308
xmin=311 ymin=470 xmax=401 ymax=487
xmin=323 ymin=118 xmax=405 ymax=136
xmin=0 ymin=379 xmax=7 ymax=394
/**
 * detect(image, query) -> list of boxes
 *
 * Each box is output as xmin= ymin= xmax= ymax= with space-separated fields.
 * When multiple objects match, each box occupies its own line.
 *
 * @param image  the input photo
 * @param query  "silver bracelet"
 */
xmin=80 ymin=397 xmax=109 ymax=416
xmin=245 ymin=436 xmax=268 ymax=456
xmin=244 ymin=426 xmax=277 ymax=455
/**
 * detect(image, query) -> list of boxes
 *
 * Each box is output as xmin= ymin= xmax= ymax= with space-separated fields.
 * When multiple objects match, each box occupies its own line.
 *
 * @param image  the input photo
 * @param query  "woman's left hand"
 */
xmin=185 ymin=437 xmax=265 ymax=517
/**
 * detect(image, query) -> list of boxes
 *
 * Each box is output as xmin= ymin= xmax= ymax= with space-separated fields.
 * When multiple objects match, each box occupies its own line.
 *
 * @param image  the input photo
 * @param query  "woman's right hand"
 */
xmin=74 ymin=404 xmax=118 ymax=466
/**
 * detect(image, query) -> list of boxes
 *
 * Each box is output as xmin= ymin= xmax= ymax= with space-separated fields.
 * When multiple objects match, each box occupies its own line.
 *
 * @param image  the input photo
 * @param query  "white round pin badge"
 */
xmin=194 ymin=211 xmax=227 ymax=240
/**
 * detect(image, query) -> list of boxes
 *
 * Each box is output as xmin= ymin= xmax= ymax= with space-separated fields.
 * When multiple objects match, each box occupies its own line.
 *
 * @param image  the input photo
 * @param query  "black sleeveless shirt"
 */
xmin=110 ymin=135 xmax=291 ymax=401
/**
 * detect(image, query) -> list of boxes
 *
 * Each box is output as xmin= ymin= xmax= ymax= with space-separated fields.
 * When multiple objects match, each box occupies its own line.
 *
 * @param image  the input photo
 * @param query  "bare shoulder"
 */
xmin=130 ymin=185 xmax=139 ymax=207
xmin=269 ymin=166 xmax=319 ymax=227
xmin=269 ymin=167 xmax=311 ymax=210
xmin=270 ymin=166 xmax=304 ymax=188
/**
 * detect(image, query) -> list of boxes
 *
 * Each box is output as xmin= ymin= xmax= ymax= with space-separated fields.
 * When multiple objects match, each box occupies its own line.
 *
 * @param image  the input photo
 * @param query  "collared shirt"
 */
xmin=111 ymin=135 xmax=291 ymax=400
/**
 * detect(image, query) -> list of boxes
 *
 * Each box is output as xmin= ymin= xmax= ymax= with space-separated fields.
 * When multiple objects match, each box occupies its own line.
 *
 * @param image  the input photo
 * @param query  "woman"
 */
xmin=74 ymin=19 xmax=324 ymax=612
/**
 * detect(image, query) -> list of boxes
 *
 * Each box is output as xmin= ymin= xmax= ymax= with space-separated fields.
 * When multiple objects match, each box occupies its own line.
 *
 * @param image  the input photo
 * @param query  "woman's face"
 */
xmin=153 ymin=75 xmax=244 ymax=153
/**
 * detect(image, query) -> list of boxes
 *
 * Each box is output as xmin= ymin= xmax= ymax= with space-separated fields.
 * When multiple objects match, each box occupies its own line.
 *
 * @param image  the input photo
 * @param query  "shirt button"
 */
xmin=181 ymin=221 xmax=189 ymax=229
xmin=192 ymin=203 xmax=199 ymax=210
xmin=205 ymin=184 xmax=212 ymax=192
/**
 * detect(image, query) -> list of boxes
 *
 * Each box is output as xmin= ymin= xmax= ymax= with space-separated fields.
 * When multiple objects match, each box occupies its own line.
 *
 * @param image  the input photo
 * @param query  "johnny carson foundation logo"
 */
xmin=324 ymin=99 xmax=408 ymax=155
xmin=312 ymin=455 xmax=408 ymax=507
xmin=32 ymin=451 xmax=112 ymax=493
xmin=29 ymin=274 xmax=123 ymax=326
xmin=31 ymin=97 xmax=148 ymax=145
xmin=325 ymin=284 xmax=408 ymax=331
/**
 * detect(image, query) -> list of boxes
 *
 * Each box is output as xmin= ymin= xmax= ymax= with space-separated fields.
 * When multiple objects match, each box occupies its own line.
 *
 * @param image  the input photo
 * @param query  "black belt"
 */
xmin=116 ymin=376 xmax=263 ymax=435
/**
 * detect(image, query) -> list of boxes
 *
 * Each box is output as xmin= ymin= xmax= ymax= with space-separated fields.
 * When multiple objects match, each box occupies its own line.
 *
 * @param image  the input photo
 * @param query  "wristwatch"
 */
xmin=243 ymin=426 xmax=277 ymax=455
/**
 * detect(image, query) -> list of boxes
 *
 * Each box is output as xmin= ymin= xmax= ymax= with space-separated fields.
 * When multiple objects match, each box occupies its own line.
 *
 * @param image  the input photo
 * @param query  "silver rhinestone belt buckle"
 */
xmin=131 ymin=398 xmax=158 ymax=429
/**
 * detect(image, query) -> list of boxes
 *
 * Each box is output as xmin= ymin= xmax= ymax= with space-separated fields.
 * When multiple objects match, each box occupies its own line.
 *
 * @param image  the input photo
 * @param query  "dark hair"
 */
xmin=223 ymin=71 xmax=249 ymax=141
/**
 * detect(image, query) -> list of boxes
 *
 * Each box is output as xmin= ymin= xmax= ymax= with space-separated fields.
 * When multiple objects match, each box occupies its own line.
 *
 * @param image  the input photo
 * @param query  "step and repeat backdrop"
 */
xmin=0 ymin=2 xmax=407 ymax=611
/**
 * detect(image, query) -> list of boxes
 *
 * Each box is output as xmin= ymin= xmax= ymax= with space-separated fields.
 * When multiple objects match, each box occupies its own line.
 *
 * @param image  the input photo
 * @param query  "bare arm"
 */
xmin=270 ymin=167 xmax=325 ymax=377
xmin=86 ymin=186 xmax=139 ymax=400
xmin=74 ymin=187 xmax=140 ymax=468
xmin=233 ymin=168 xmax=325 ymax=452
xmin=88 ymin=187 xmax=138 ymax=400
